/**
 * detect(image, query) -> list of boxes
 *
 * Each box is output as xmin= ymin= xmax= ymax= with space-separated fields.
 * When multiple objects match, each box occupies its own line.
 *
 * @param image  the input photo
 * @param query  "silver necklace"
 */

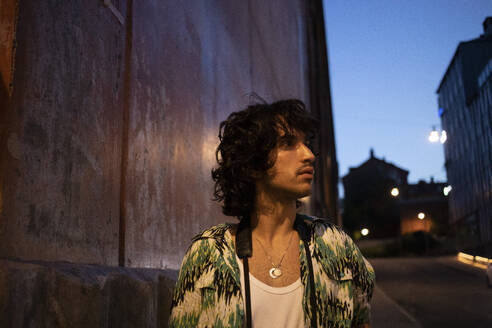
xmin=254 ymin=231 xmax=295 ymax=279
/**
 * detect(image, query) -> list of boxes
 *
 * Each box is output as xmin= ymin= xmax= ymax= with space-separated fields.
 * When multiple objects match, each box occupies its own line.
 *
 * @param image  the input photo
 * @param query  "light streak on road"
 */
xmin=457 ymin=252 xmax=490 ymax=270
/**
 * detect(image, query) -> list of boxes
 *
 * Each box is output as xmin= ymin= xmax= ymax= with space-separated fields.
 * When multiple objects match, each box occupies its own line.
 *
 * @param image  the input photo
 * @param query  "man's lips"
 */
xmin=297 ymin=167 xmax=314 ymax=175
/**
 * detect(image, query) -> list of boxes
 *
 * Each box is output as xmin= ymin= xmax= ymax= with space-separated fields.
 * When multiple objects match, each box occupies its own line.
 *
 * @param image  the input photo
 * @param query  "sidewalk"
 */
xmin=371 ymin=286 xmax=422 ymax=328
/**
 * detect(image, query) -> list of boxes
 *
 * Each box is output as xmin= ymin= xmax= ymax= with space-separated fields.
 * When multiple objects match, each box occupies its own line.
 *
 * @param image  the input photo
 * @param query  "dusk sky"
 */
xmin=323 ymin=1 xmax=491 ymax=195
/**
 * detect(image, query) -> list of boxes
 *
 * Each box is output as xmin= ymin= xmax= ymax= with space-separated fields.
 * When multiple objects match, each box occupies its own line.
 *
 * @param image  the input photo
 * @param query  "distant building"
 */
xmin=342 ymin=149 xmax=408 ymax=238
xmin=343 ymin=150 xmax=449 ymax=239
xmin=436 ymin=17 xmax=492 ymax=247
xmin=399 ymin=178 xmax=449 ymax=236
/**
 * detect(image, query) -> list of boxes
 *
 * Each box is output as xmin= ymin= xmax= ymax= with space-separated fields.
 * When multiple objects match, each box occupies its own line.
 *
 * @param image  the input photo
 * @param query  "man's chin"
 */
xmin=296 ymin=188 xmax=312 ymax=199
xmin=274 ymin=184 xmax=312 ymax=201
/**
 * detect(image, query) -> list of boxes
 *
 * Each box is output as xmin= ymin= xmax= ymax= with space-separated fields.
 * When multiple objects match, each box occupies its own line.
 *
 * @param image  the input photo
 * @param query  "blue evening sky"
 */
xmin=323 ymin=1 xmax=491 ymax=196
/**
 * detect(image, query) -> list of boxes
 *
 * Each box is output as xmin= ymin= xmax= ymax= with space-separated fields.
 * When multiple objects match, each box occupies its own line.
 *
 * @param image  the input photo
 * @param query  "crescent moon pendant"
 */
xmin=269 ymin=268 xmax=282 ymax=279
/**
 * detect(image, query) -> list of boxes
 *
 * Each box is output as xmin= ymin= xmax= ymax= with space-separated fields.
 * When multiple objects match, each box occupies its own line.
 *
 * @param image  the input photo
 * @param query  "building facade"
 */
xmin=399 ymin=179 xmax=449 ymax=236
xmin=342 ymin=149 xmax=408 ymax=238
xmin=343 ymin=149 xmax=449 ymax=239
xmin=437 ymin=17 xmax=492 ymax=247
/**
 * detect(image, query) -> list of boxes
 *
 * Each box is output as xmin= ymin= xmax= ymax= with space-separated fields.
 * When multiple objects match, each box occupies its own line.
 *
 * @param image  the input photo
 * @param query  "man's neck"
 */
xmin=250 ymin=190 xmax=297 ymax=245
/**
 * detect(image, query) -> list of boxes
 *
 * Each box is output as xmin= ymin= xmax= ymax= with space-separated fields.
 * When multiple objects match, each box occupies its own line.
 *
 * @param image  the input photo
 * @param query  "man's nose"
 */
xmin=301 ymin=143 xmax=315 ymax=163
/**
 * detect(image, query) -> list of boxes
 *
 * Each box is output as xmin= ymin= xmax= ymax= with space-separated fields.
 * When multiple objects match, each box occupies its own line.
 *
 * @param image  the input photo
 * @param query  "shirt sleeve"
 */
xmin=346 ymin=235 xmax=376 ymax=326
xmin=168 ymin=238 xmax=213 ymax=328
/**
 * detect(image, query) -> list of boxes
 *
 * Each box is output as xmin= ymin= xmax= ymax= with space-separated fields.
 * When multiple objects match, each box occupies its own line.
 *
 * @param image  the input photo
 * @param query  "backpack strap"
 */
xmin=236 ymin=218 xmax=252 ymax=328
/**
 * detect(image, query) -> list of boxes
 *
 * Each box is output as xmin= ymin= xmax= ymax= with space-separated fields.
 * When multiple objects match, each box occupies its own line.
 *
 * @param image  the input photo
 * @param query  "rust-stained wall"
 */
xmin=1 ymin=0 xmax=333 ymax=270
xmin=0 ymin=0 xmax=17 ymax=96
xmin=1 ymin=1 xmax=126 ymax=265
xmin=0 ymin=0 xmax=18 ymax=228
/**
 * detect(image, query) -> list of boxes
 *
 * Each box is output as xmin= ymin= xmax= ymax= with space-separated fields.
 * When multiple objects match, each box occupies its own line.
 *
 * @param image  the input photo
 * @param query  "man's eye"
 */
xmin=304 ymin=138 xmax=315 ymax=149
xmin=305 ymin=139 xmax=319 ymax=155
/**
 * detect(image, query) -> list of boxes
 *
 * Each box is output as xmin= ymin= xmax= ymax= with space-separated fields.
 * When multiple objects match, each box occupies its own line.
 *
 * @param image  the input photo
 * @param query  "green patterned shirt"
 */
xmin=169 ymin=216 xmax=375 ymax=327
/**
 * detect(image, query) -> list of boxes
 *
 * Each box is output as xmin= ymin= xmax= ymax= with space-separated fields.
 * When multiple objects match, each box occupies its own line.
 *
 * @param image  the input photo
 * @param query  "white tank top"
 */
xmin=236 ymin=255 xmax=304 ymax=328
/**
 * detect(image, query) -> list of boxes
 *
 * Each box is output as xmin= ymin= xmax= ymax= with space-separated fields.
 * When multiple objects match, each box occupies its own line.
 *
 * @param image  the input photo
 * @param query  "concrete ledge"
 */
xmin=0 ymin=258 xmax=178 ymax=327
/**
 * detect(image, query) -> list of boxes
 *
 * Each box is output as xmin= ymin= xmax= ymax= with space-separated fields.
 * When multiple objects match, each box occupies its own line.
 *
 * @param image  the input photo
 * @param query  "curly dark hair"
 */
xmin=211 ymin=99 xmax=319 ymax=221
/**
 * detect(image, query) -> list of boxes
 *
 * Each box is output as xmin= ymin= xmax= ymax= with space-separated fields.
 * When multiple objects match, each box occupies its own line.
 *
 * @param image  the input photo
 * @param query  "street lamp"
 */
xmin=440 ymin=130 xmax=447 ymax=143
xmin=418 ymin=212 xmax=429 ymax=254
xmin=429 ymin=128 xmax=439 ymax=142
xmin=428 ymin=125 xmax=447 ymax=144
xmin=443 ymin=185 xmax=452 ymax=196
xmin=361 ymin=228 xmax=369 ymax=236
xmin=390 ymin=187 xmax=399 ymax=197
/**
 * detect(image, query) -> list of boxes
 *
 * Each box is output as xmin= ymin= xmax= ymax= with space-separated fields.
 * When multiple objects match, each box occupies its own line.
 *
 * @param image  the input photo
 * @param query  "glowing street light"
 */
xmin=443 ymin=185 xmax=452 ymax=196
xmin=361 ymin=228 xmax=369 ymax=236
xmin=429 ymin=128 xmax=439 ymax=142
xmin=418 ymin=212 xmax=425 ymax=220
xmin=390 ymin=187 xmax=399 ymax=197
xmin=428 ymin=125 xmax=447 ymax=144
xmin=440 ymin=130 xmax=447 ymax=144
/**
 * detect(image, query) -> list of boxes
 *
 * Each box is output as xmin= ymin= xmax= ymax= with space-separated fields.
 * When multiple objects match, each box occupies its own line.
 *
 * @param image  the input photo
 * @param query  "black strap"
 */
xmin=236 ymin=218 xmax=252 ymax=258
xmin=242 ymin=257 xmax=252 ymax=328
xmin=236 ymin=219 xmax=252 ymax=328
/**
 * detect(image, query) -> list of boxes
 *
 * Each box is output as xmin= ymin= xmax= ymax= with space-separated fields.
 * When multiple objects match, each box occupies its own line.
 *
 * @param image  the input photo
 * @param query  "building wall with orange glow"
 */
xmin=401 ymin=216 xmax=431 ymax=235
xmin=0 ymin=0 xmax=335 ymax=270
xmin=399 ymin=198 xmax=448 ymax=236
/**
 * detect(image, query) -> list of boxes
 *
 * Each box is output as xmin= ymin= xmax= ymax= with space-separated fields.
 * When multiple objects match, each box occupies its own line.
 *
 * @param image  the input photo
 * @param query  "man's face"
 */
xmin=258 ymin=131 xmax=315 ymax=200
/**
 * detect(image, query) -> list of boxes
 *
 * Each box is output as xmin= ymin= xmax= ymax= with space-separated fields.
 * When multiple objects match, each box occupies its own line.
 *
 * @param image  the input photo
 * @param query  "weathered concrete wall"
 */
xmin=0 ymin=0 xmax=18 ymax=240
xmin=0 ymin=1 xmax=126 ymax=265
xmin=124 ymin=0 xmax=310 ymax=269
xmin=1 ymin=0 xmax=326 ymax=271
xmin=0 ymin=258 xmax=177 ymax=327
xmin=248 ymin=0 xmax=308 ymax=98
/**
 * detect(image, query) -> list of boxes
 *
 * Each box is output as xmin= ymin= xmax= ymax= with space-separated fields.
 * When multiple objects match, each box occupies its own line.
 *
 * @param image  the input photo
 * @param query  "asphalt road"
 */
xmin=369 ymin=256 xmax=492 ymax=328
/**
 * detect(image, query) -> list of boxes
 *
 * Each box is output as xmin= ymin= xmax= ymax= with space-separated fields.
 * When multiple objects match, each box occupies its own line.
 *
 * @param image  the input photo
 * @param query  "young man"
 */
xmin=169 ymin=100 xmax=375 ymax=328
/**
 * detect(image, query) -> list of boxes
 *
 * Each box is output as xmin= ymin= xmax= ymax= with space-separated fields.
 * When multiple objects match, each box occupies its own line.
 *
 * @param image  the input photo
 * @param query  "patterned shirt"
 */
xmin=169 ymin=216 xmax=375 ymax=327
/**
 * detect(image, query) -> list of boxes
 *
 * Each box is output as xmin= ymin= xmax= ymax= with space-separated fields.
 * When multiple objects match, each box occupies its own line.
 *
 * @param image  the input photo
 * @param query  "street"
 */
xmin=369 ymin=256 xmax=492 ymax=328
